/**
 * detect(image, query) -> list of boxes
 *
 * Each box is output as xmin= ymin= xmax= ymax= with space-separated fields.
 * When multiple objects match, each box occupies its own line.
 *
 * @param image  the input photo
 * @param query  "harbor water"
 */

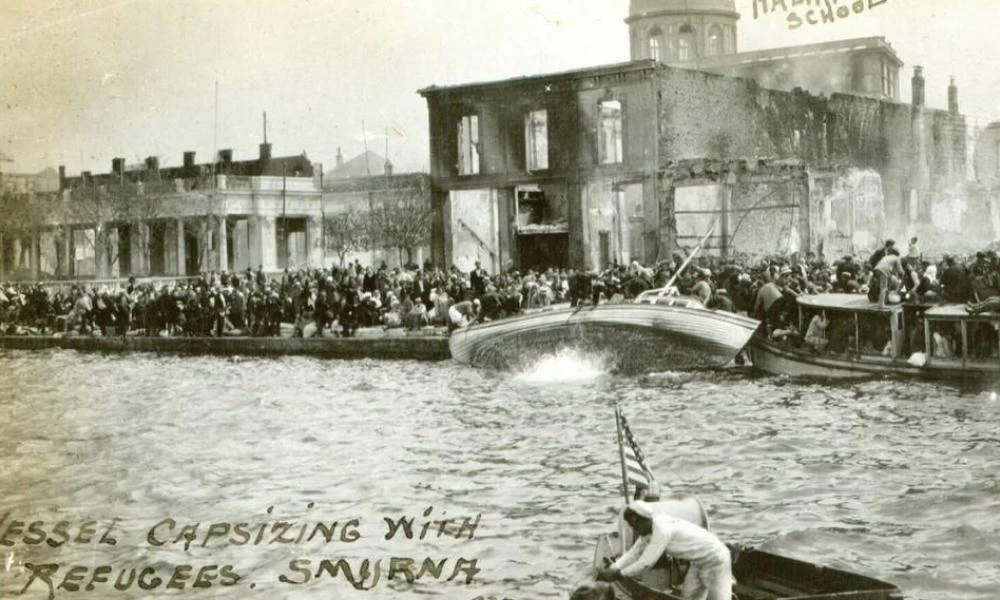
xmin=0 ymin=349 xmax=998 ymax=600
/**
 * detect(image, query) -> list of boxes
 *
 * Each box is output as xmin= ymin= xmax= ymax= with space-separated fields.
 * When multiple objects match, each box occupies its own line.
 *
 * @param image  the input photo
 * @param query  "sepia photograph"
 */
xmin=1 ymin=1 xmax=997 ymax=599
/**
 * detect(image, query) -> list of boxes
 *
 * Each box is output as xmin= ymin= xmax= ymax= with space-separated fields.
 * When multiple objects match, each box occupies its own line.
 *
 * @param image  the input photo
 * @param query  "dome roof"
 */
xmin=629 ymin=0 xmax=738 ymax=18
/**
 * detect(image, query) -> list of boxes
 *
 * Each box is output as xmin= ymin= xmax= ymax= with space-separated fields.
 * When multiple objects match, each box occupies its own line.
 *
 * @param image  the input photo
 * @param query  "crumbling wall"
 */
xmin=654 ymin=66 xmax=967 ymax=248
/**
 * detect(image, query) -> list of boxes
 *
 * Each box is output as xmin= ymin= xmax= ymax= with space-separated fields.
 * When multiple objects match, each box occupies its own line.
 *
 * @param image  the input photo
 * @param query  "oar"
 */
xmin=656 ymin=224 xmax=717 ymax=298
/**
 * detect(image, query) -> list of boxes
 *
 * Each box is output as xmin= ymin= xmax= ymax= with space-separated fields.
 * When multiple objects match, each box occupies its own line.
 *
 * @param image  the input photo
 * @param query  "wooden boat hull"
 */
xmin=591 ymin=533 xmax=902 ymax=600
xmin=751 ymin=336 xmax=1000 ymax=383
xmin=449 ymin=303 xmax=760 ymax=374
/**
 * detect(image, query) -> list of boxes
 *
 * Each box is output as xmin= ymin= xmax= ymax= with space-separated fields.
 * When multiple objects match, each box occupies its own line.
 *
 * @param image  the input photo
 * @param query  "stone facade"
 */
xmin=420 ymin=60 xmax=968 ymax=270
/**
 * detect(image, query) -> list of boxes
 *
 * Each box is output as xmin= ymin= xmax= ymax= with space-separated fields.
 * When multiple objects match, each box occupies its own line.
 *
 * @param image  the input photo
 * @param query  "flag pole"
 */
xmin=615 ymin=404 xmax=630 ymax=503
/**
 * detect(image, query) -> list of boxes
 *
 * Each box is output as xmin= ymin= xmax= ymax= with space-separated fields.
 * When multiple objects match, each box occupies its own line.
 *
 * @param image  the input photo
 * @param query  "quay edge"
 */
xmin=0 ymin=334 xmax=452 ymax=362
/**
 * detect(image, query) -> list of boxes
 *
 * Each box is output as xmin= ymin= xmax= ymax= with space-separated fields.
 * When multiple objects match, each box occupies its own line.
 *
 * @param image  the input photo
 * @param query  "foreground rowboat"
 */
xmin=449 ymin=298 xmax=760 ymax=374
xmin=591 ymin=532 xmax=903 ymax=600
xmin=579 ymin=406 xmax=903 ymax=600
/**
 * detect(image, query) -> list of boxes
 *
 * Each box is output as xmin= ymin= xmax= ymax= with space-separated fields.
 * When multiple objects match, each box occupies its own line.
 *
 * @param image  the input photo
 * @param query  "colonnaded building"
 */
xmin=0 ymin=142 xmax=431 ymax=282
xmin=419 ymin=0 xmax=996 ymax=273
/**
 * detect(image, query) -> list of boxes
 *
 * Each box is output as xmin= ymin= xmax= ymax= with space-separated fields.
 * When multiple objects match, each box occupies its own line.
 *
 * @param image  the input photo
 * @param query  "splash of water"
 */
xmin=512 ymin=348 xmax=609 ymax=383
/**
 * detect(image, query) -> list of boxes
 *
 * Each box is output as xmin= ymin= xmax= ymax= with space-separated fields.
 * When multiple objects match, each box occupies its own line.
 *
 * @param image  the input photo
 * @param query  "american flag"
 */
xmin=616 ymin=404 xmax=655 ymax=500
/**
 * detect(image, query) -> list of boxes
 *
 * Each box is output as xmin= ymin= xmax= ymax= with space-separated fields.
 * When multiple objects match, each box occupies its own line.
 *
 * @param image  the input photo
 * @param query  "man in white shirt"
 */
xmin=597 ymin=501 xmax=733 ymax=600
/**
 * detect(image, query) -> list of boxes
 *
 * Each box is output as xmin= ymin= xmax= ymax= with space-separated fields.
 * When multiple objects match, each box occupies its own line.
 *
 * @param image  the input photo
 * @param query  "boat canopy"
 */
xmin=924 ymin=304 xmax=1000 ymax=322
xmin=797 ymin=293 xmax=900 ymax=314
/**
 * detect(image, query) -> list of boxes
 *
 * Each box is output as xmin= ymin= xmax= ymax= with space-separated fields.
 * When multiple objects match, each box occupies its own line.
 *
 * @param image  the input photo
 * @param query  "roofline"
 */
xmin=626 ymin=8 xmax=740 ymax=23
xmin=418 ymin=60 xmax=660 ymax=97
xmin=679 ymin=36 xmax=903 ymax=69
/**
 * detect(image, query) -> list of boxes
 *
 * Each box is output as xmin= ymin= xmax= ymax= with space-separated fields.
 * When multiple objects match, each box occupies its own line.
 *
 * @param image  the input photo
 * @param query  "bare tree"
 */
xmin=321 ymin=210 xmax=369 ymax=267
xmin=367 ymin=204 xmax=432 ymax=266
xmin=366 ymin=185 xmax=432 ymax=266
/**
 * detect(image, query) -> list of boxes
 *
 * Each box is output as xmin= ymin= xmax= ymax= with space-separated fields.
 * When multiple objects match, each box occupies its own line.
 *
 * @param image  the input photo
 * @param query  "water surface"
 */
xmin=0 ymin=349 xmax=997 ymax=600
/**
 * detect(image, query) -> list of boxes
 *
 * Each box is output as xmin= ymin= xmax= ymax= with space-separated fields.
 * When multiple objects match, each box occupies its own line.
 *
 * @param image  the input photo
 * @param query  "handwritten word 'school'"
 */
xmin=752 ymin=0 xmax=889 ymax=30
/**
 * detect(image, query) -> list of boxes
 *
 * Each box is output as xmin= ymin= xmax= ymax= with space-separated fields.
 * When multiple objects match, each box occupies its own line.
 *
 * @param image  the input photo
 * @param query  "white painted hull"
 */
xmin=751 ymin=338 xmax=1000 ymax=383
xmin=449 ymin=303 xmax=760 ymax=374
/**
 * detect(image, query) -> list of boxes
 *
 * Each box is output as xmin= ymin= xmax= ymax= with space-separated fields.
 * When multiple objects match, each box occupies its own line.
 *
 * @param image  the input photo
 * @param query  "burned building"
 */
xmin=419 ymin=0 xmax=969 ymax=271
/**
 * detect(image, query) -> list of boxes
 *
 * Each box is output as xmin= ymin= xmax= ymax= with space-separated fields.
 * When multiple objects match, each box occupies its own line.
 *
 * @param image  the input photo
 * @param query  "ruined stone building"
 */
xmin=419 ymin=0 xmax=971 ymax=272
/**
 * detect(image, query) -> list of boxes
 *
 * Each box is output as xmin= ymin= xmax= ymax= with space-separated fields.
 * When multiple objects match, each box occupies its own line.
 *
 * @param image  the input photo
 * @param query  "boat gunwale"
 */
xmin=451 ymin=302 xmax=761 ymax=337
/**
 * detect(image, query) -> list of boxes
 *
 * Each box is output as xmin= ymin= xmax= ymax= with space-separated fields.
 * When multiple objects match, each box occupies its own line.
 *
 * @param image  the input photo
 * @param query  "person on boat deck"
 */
xmin=804 ymin=310 xmax=829 ymax=351
xmin=940 ymin=255 xmax=969 ymax=303
xmin=597 ymin=502 xmax=733 ymax=600
xmin=754 ymin=268 xmax=794 ymax=333
xmin=868 ymin=239 xmax=897 ymax=269
xmin=707 ymin=288 xmax=734 ymax=312
xmin=448 ymin=298 xmax=479 ymax=331
xmin=915 ymin=263 xmax=941 ymax=302
xmin=868 ymin=253 xmax=903 ymax=307
xmin=907 ymin=237 xmax=922 ymax=262
xmin=692 ymin=269 xmax=713 ymax=305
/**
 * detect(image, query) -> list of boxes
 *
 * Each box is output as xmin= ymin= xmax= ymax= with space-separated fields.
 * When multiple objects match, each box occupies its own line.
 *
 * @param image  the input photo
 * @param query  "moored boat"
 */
xmin=448 ymin=297 xmax=760 ymax=374
xmin=750 ymin=293 xmax=1000 ymax=383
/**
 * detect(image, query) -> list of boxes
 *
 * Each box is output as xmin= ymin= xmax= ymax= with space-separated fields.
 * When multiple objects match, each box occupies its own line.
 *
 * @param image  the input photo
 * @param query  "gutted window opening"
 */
xmin=458 ymin=115 xmax=480 ymax=175
xmin=515 ymin=185 xmax=568 ymax=270
xmin=599 ymin=100 xmax=623 ymax=165
xmin=525 ymin=110 xmax=549 ymax=171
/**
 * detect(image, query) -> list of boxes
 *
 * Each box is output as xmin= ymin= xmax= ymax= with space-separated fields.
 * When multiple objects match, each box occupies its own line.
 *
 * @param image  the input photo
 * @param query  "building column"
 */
xmin=140 ymin=222 xmax=151 ymax=275
xmin=28 ymin=233 xmax=38 ymax=281
xmin=199 ymin=218 xmax=211 ymax=274
xmin=176 ymin=219 xmax=186 ymax=276
xmin=248 ymin=216 xmax=262 ymax=271
xmin=95 ymin=226 xmax=107 ymax=279
xmin=218 ymin=216 xmax=229 ymax=273
xmin=13 ymin=237 xmax=24 ymax=270
xmin=306 ymin=216 xmax=322 ymax=268
xmin=262 ymin=216 xmax=278 ymax=272
xmin=60 ymin=226 xmax=70 ymax=277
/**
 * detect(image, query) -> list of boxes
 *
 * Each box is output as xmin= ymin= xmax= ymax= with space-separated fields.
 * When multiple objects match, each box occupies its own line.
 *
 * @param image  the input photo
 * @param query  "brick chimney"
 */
xmin=82 ymin=171 xmax=93 ymax=185
xmin=145 ymin=156 xmax=159 ymax=172
xmin=218 ymin=149 xmax=233 ymax=168
xmin=111 ymin=158 xmax=126 ymax=177
xmin=912 ymin=66 xmax=925 ymax=107
xmin=259 ymin=143 xmax=272 ymax=162
xmin=948 ymin=76 xmax=959 ymax=114
xmin=384 ymin=158 xmax=394 ymax=176
xmin=336 ymin=147 xmax=344 ymax=168
xmin=58 ymin=165 xmax=66 ymax=190
xmin=183 ymin=151 xmax=195 ymax=169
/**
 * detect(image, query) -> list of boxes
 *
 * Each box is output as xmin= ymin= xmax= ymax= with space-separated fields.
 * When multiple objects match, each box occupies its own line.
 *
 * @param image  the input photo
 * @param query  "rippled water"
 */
xmin=0 ymin=349 xmax=998 ymax=600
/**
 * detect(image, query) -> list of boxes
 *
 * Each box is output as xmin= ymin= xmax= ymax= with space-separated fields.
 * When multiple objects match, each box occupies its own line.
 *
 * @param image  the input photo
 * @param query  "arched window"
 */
xmin=678 ymin=35 xmax=692 ymax=61
xmin=707 ymin=25 xmax=723 ymax=57
xmin=648 ymin=28 xmax=663 ymax=62
xmin=677 ymin=24 xmax=694 ymax=61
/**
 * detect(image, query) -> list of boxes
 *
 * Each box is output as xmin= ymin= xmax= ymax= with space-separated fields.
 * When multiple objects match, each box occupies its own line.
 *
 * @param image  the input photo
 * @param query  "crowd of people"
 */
xmin=1 ymin=236 xmax=998 ymax=339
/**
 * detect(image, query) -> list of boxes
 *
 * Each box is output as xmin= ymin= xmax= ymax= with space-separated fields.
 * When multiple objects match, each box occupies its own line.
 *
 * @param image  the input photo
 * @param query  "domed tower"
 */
xmin=627 ymin=0 xmax=739 ymax=63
